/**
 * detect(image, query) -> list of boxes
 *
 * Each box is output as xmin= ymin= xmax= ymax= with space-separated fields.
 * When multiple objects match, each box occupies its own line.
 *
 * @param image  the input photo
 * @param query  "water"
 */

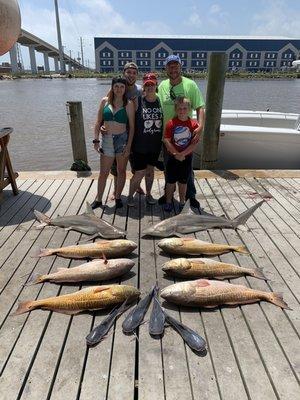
xmin=1 ymin=78 xmax=299 ymax=170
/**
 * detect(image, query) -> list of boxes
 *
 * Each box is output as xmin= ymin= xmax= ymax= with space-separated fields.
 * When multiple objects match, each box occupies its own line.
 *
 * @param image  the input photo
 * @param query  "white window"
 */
xmin=237 ymin=53 xmax=240 ymax=58
xmin=250 ymin=61 xmax=252 ymax=66
xmin=201 ymin=53 xmax=205 ymax=58
xmin=145 ymin=61 xmax=148 ymax=65
xmin=250 ymin=54 xmax=253 ymax=58
xmin=201 ymin=61 xmax=204 ymax=66
xmin=103 ymin=61 xmax=106 ymax=65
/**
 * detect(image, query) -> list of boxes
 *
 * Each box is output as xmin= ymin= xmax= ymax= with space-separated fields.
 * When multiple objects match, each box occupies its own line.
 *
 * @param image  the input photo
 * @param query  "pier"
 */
xmin=0 ymin=171 xmax=299 ymax=399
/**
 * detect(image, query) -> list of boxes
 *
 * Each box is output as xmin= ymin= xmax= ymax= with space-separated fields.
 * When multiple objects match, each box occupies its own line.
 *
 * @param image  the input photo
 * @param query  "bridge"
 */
xmin=9 ymin=29 xmax=86 ymax=73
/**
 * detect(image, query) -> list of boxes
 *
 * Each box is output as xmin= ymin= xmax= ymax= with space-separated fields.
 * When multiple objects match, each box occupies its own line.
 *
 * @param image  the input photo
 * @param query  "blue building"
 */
xmin=94 ymin=35 xmax=300 ymax=73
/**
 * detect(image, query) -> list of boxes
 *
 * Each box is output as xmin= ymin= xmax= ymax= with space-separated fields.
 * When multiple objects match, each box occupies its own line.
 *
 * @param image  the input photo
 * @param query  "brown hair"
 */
xmin=107 ymin=76 xmax=128 ymax=107
xmin=174 ymin=96 xmax=191 ymax=110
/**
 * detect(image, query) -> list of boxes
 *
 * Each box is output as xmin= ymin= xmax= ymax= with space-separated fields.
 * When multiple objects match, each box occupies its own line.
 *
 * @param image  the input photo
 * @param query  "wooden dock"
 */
xmin=0 ymin=171 xmax=299 ymax=400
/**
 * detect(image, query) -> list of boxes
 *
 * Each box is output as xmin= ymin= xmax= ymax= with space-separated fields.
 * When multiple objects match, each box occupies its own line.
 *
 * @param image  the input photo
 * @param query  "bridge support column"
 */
xmin=54 ymin=57 xmax=59 ymax=73
xmin=43 ymin=52 xmax=50 ymax=72
xmin=28 ymin=45 xmax=37 ymax=74
xmin=9 ymin=44 xmax=18 ymax=73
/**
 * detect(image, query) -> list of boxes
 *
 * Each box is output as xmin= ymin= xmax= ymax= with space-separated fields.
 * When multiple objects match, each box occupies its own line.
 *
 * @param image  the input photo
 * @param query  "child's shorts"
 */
xmin=101 ymin=131 xmax=128 ymax=157
xmin=166 ymin=154 xmax=192 ymax=184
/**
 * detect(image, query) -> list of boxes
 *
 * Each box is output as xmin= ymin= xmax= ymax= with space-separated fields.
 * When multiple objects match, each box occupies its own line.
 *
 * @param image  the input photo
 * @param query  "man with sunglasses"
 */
xmin=158 ymin=54 xmax=205 ymax=209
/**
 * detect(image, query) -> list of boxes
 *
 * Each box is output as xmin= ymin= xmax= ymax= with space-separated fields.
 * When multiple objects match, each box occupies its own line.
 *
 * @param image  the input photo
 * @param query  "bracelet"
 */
xmin=92 ymin=139 xmax=100 ymax=144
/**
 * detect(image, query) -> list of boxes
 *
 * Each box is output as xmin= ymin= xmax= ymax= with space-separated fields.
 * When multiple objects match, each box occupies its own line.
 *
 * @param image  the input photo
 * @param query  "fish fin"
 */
xmin=77 ymin=234 xmax=99 ymax=244
xmin=268 ymin=292 xmax=292 ymax=310
xmin=251 ymin=267 xmax=268 ymax=280
xmin=64 ymin=226 xmax=74 ymax=231
xmin=195 ymin=279 xmax=211 ymax=287
xmin=12 ymin=301 xmax=34 ymax=315
xmin=25 ymin=274 xmax=45 ymax=285
xmin=93 ymin=287 xmax=111 ymax=294
xmin=35 ymin=248 xmax=55 ymax=258
xmin=34 ymin=210 xmax=51 ymax=225
xmin=234 ymin=245 xmax=249 ymax=254
xmin=35 ymin=223 xmax=48 ymax=230
xmin=101 ymin=252 xmax=108 ymax=264
xmin=86 ymin=202 xmax=95 ymax=215
xmin=180 ymin=200 xmax=195 ymax=215
xmin=232 ymin=200 xmax=264 ymax=228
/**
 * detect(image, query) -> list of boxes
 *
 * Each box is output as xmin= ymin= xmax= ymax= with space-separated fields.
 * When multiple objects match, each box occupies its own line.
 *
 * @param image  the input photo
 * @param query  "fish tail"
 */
xmin=251 ymin=267 xmax=267 ymax=280
xmin=268 ymin=292 xmax=292 ymax=310
xmin=26 ymin=274 xmax=46 ymax=285
xmin=34 ymin=210 xmax=51 ymax=225
xmin=234 ymin=245 xmax=249 ymax=254
xmin=232 ymin=200 xmax=264 ymax=228
xmin=36 ymin=248 xmax=56 ymax=257
xmin=12 ymin=300 xmax=36 ymax=315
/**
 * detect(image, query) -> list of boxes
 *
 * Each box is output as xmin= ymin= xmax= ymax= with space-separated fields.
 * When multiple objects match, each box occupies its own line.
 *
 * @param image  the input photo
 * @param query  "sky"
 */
xmin=1 ymin=0 xmax=300 ymax=69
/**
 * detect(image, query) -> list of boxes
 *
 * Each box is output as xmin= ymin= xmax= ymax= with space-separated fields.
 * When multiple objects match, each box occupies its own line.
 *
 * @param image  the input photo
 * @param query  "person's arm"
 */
xmin=124 ymin=100 xmax=135 ymax=156
xmin=93 ymin=98 xmax=106 ymax=152
xmin=191 ymin=106 xmax=205 ymax=144
xmin=163 ymin=137 xmax=178 ymax=155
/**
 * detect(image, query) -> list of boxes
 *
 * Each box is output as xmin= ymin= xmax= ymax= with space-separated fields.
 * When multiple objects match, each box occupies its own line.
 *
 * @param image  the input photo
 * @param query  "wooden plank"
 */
xmin=206 ymin=177 xmax=300 ymax=395
xmin=106 ymin=181 xmax=139 ymax=400
xmin=154 ymin=179 xmax=194 ymax=400
xmin=0 ymin=179 xmax=89 ymax=400
xmin=0 ymin=179 xmax=32 ymax=218
xmin=138 ymin=179 xmax=165 ymax=400
xmin=49 ymin=180 xmax=114 ymax=400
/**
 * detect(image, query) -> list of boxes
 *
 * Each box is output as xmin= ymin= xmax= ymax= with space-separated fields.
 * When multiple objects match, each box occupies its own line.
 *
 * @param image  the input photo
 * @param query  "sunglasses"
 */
xmin=169 ymin=86 xmax=176 ymax=101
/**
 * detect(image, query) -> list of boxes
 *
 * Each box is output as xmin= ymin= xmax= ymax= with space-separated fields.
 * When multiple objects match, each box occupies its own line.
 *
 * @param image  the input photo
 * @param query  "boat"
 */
xmin=198 ymin=109 xmax=300 ymax=169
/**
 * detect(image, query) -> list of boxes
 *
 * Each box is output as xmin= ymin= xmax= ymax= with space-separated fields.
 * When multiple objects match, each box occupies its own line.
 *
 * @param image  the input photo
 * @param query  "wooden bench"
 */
xmin=0 ymin=127 xmax=18 ymax=201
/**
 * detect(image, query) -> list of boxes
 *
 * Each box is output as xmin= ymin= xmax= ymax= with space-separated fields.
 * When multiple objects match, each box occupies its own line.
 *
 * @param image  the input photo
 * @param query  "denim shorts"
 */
xmin=101 ymin=131 xmax=128 ymax=157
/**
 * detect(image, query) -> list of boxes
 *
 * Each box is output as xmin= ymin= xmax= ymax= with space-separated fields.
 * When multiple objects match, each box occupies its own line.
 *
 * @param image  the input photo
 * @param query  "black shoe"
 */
xmin=91 ymin=200 xmax=102 ymax=209
xmin=158 ymin=194 xmax=166 ymax=205
xmin=189 ymin=197 xmax=200 ymax=209
xmin=115 ymin=198 xmax=123 ymax=209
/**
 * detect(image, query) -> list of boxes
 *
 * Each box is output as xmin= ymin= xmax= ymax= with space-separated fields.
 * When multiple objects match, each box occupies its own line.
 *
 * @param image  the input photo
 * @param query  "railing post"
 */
xmin=66 ymin=101 xmax=88 ymax=165
xmin=200 ymin=52 xmax=227 ymax=170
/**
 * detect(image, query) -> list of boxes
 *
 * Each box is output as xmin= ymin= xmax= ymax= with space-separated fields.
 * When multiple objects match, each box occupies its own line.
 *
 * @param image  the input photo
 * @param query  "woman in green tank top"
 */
xmin=92 ymin=77 xmax=135 ymax=209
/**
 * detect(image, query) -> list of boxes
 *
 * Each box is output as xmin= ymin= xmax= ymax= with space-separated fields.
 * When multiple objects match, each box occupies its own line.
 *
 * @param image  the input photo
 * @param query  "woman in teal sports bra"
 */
xmin=92 ymin=76 xmax=135 ymax=209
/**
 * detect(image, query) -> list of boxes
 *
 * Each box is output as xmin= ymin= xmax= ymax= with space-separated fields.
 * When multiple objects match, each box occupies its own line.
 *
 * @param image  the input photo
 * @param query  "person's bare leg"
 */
xmin=165 ymin=183 xmax=175 ymax=204
xmin=178 ymin=182 xmax=187 ymax=204
xmin=97 ymin=155 xmax=115 ymax=202
xmin=129 ymin=170 xmax=146 ymax=197
xmin=145 ymin=165 xmax=154 ymax=196
xmin=115 ymin=154 xmax=129 ymax=199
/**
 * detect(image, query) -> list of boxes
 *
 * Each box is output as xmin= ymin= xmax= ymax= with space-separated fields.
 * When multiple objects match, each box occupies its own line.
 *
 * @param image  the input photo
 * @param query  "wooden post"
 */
xmin=200 ymin=52 xmax=227 ymax=170
xmin=66 ymin=101 xmax=88 ymax=164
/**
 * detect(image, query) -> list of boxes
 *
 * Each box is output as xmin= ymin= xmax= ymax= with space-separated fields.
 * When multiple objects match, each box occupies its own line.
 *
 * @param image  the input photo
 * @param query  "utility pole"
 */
xmin=69 ymin=50 xmax=72 ymax=59
xmin=54 ymin=0 xmax=65 ymax=74
xmin=80 ymin=37 xmax=84 ymax=68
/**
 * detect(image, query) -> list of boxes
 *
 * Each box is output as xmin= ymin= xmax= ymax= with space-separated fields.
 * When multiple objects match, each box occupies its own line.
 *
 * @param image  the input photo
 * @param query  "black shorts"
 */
xmin=131 ymin=151 xmax=160 ymax=171
xmin=166 ymin=154 xmax=192 ymax=184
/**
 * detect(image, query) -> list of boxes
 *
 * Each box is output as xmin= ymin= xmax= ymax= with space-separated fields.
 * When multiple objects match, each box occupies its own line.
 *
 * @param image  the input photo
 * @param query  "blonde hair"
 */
xmin=174 ymin=96 xmax=191 ymax=110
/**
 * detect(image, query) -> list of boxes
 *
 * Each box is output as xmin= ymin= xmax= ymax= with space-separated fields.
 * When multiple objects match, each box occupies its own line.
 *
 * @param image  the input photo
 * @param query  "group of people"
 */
xmin=92 ymin=54 xmax=205 ymax=212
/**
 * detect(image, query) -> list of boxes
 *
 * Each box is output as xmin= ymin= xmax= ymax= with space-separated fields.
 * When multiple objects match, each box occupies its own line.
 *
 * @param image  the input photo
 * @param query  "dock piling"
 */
xmin=200 ymin=52 xmax=227 ymax=170
xmin=66 ymin=101 xmax=88 ymax=166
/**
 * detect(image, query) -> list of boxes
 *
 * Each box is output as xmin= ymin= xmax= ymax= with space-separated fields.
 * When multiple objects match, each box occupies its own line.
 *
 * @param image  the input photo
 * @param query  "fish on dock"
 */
xmin=86 ymin=300 xmax=131 ymax=346
xmin=36 ymin=239 xmax=137 ymax=259
xmin=122 ymin=286 xmax=155 ymax=334
xmin=162 ymin=258 xmax=266 ymax=280
xmin=160 ymin=279 xmax=290 ymax=309
xmin=142 ymin=200 xmax=264 ymax=237
xmin=13 ymin=285 xmax=140 ymax=315
xmin=158 ymin=237 xmax=248 ymax=256
xmin=34 ymin=202 xmax=126 ymax=239
xmin=28 ymin=258 xmax=135 ymax=285
xmin=164 ymin=311 xmax=206 ymax=353
xmin=149 ymin=285 xmax=165 ymax=336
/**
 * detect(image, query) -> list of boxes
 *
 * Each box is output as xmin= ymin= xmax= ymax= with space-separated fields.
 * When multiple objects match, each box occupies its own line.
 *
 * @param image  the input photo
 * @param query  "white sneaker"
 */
xmin=146 ymin=194 xmax=156 ymax=205
xmin=127 ymin=196 xmax=135 ymax=207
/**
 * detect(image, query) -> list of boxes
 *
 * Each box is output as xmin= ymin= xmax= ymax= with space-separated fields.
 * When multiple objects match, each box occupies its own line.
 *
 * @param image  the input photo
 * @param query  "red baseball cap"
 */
xmin=143 ymin=72 xmax=157 ymax=86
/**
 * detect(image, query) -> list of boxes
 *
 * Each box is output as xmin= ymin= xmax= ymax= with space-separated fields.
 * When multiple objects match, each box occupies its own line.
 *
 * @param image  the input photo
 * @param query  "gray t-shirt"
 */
xmin=127 ymin=84 xmax=142 ymax=101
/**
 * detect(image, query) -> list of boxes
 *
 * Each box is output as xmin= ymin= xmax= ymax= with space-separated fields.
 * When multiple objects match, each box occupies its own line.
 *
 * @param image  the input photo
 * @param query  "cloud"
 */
xmin=185 ymin=3 xmax=230 ymax=34
xmin=250 ymin=0 xmax=300 ymax=37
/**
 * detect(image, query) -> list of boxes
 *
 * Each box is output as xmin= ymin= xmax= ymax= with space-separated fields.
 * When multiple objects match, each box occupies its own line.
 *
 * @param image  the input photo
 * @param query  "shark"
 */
xmin=34 ymin=202 xmax=126 ymax=240
xmin=142 ymin=200 xmax=264 ymax=238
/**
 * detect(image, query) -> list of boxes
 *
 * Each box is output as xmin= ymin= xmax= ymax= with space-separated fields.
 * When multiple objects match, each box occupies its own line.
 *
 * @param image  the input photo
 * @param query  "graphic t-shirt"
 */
xmin=164 ymin=117 xmax=199 ymax=155
xmin=158 ymin=76 xmax=205 ymax=128
xmin=133 ymin=96 xmax=163 ymax=154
